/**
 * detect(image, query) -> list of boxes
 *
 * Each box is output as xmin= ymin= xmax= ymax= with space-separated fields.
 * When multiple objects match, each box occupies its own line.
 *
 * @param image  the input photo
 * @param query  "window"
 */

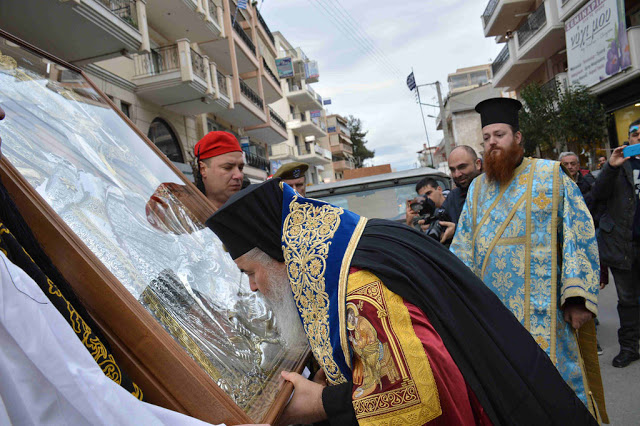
xmin=207 ymin=119 xmax=219 ymax=133
xmin=147 ymin=118 xmax=184 ymax=163
xmin=121 ymin=102 xmax=131 ymax=118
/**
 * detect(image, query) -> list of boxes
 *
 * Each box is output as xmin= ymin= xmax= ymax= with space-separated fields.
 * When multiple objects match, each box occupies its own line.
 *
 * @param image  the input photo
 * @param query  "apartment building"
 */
xmin=323 ymin=114 xmax=355 ymax=181
xmin=482 ymin=0 xmax=640 ymax=148
xmin=436 ymin=65 xmax=504 ymax=157
xmin=268 ymin=31 xmax=334 ymax=185
xmin=447 ymin=64 xmax=493 ymax=95
xmin=0 ymin=0 xmax=289 ymax=182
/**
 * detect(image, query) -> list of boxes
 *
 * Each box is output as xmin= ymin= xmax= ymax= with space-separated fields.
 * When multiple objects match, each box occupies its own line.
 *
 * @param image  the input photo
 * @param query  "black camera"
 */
xmin=408 ymin=196 xmax=451 ymax=241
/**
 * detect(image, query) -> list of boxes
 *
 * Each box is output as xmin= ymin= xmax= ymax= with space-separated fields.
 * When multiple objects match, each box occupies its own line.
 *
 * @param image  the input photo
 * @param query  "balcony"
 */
xmin=514 ymin=0 xmax=564 ymax=61
xmin=482 ymin=0 xmax=535 ymax=37
xmin=215 ymin=76 xmax=267 ymax=128
xmin=0 ymin=0 xmax=145 ymax=64
xmin=256 ymin=10 xmax=275 ymax=46
xmin=132 ymin=41 xmax=214 ymax=115
xmin=243 ymin=151 xmax=270 ymax=173
xmin=333 ymin=159 xmax=355 ymax=172
xmin=288 ymin=111 xmax=327 ymax=139
xmin=589 ymin=27 xmax=640 ymax=95
xmin=204 ymin=64 xmax=231 ymax=112
xmin=330 ymin=142 xmax=353 ymax=156
xmin=296 ymin=143 xmax=332 ymax=165
xmin=269 ymin=143 xmax=296 ymax=161
xmin=286 ymin=80 xmax=323 ymax=111
xmin=261 ymin=57 xmax=283 ymax=103
xmin=491 ymin=38 xmax=544 ymax=90
xmin=146 ymin=0 xmax=221 ymax=43
xmin=244 ymin=107 xmax=288 ymax=144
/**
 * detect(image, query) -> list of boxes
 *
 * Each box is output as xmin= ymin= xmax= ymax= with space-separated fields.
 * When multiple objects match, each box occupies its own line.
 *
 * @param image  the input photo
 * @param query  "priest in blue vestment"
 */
xmin=451 ymin=98 xmax=607 ymax=422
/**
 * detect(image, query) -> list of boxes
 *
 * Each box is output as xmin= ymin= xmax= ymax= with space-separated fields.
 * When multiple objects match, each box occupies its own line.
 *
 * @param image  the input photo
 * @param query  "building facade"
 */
xmin=268 ymin=31 xmax=334 ymax=185
xmin=323 ymin=114 xmax=355 ymax=181
xmin=1 ymin=0 xmax=292 ymax=183
xmin=482 ymin=0 xmax=640 ymax=151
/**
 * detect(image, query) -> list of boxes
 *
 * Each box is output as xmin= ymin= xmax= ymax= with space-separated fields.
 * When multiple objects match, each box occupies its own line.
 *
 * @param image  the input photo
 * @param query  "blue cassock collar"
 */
xmin=280 ymin=183 xmax=367 ymax=385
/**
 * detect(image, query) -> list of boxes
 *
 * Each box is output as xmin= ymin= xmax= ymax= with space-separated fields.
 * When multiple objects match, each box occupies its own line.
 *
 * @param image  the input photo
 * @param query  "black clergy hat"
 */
xmin=272 ymin=161 xmax=308 ymax=180
xmin=475 ymin=97 xmax=522 ymax=130
xmin=205 ymin=178 xmax=284 ymax=262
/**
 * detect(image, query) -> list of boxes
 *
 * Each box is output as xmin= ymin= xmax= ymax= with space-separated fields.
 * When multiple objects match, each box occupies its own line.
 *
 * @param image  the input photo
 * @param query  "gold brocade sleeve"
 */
xmin=346 ymin=270 xmax=441 ymax=426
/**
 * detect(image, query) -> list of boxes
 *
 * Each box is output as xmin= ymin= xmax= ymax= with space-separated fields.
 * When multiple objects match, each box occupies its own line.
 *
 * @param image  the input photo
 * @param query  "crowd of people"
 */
xmin=2 ymin=97 xmax=640 ymax=425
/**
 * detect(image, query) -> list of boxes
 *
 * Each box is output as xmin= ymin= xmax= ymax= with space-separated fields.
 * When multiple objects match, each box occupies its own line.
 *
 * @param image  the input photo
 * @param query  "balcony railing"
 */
xmin=492 ymin=44 xmax=510 ymax=76
xmin=190 ymin=49 xmax=206 ymax=80
xmin=256 ymin=10 xmax=275 ymax=45
xmin=482 ymin=0 xmax=499 ymax=26
xmin=208 ymin=0 xmax=219 ymax=25
xmin=244 ymin=151 xmax=270 ymax=172
xmin=98 ymin=0 xmax=138 ymax=29
xmin=134 ymin=45 xmax=179 ymax=76
xmin=269 ymin=107 xmax=286 ymax=130
xmin=540 ymin=77 xmax=558 ymax=96
xmin=312 ymin=117 xmax=326 ymax=130
xmin=239 ymin=78 xmax=264 ymax=110
xmin=233 ymin=21 xmax=256 ymax=54
xmin=263 ymin=58 xmax=279 ymax=84
xmin=516 ymin=3 xmax=547 ymax=47
xmin=217 ymin=70 xmax=228 ymax=97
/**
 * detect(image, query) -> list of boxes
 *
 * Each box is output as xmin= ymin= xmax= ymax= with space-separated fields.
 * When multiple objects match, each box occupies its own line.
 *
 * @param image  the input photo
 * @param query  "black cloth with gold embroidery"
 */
xmin=0 ymin=181 xmax=143 ymax=400
xmin=348 ymin=219 xmax=596 ymax=426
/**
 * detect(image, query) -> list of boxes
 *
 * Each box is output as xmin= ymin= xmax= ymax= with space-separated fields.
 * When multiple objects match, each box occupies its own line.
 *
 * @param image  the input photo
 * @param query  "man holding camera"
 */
xmin=592 ymin=118 xmax=640 ymax=368
xmin=405 ymin=178 xmax=453 ymax=243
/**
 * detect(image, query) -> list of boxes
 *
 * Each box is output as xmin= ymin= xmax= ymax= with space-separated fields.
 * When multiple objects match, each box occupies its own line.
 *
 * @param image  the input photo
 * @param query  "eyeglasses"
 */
xmin=630 ymin=125 xmax=640 ymax=135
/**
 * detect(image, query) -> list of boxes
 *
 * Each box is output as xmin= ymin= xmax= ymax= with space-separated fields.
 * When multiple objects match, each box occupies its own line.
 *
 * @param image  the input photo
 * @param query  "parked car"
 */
xmin=306 ymin=167 xmax=452 ymax=222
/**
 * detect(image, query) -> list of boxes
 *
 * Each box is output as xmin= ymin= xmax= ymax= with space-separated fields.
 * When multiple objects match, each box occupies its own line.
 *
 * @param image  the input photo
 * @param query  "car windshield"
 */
xmin=319 ymin=183 xmax=417 ymax=221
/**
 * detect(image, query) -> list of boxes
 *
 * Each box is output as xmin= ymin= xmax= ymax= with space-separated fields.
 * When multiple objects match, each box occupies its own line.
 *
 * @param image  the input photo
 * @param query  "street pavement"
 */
xmin=595 ymin=275 xmax=640 ymax=425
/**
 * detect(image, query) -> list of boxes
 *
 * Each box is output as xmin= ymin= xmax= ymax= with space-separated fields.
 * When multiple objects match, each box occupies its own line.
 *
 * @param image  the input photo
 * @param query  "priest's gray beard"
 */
xmin=263 ymin=261 xmax=307 ymax=348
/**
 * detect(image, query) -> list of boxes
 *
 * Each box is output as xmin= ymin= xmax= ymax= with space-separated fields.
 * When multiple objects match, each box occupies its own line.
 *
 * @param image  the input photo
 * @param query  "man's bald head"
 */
xmin=448 ymin=145 xmax=482 ymax=189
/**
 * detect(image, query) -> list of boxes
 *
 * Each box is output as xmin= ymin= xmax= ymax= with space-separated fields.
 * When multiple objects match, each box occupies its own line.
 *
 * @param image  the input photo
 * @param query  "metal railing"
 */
xmin=208 ymin=0 xmax=219 ymax=25
xmin=256 ymin=10 xmax=275 ymax=45
xmin=134 ymin=45 xmax=179 ymax=76
xmin=244 ymin=151 xmax=270 ymax=172
xmin=482 ymin=0 xmax=499 ymax=27
xmin=190 ymin=49 xmax=206 ymax=80
xmin=540 ymin=77 xmax=558 ymax=96
xmin=492 ymin=44 xmax=510 ymax=76
xmin=217 ymin=70 xmax=228 ymax=97
xmin=98 ymin=0 xmax=138 ymax=29
xmin=517 ymin=3 xmax=547 ymax=47
xmin=263 ymin=58 xmax=279 ymax=84
xmin=269 ymin=107 xmax=286 ymax=130
xmin=239 ymin=78 xmax=264 ymax=109
xmin=233 ymin=21 xmax=256 ymax=54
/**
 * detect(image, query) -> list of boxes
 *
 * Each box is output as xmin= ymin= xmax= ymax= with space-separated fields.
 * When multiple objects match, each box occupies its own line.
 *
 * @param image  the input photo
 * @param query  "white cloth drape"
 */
xmin=0 ymin=252 xmax=222 ymax=426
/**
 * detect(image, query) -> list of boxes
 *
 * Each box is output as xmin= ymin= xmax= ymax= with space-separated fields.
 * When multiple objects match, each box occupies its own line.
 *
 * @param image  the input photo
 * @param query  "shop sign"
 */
xmin=304 ymin=61 xmax=319 ymax=79
xmin=565 ymin=0 xmax=630 ymax=87
xmin=275 ymin=57 xmax=294 ymax=78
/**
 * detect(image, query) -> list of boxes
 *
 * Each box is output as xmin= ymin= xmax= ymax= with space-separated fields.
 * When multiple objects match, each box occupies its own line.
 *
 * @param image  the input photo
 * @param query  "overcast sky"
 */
xmin=260 ymin=0 xmax=504 ymax=170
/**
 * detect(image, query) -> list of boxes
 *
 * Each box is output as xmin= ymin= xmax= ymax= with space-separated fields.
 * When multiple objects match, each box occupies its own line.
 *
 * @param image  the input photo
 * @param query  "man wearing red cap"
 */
xmin=193 ymin=131 xmax=245 ymax=209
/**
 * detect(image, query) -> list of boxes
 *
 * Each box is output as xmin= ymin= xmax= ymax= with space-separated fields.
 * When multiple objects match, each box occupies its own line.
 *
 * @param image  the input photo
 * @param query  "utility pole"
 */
xmin=415 ymin=83 xmax=434 ymax=168
xmin=435 ymin=81 xmax=452 ymax=157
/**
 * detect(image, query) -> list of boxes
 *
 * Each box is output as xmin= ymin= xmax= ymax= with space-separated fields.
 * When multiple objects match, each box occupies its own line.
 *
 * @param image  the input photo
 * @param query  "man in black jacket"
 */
xmin=592 ymin=118 xmax=640 ymax=368
xmin=442 ymin=145 xmax=482 ymax=225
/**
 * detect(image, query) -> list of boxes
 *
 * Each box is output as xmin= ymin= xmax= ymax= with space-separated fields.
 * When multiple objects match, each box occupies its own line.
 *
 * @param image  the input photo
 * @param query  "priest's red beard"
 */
xmin=484 ymin=139 xmax=524 ymax=185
